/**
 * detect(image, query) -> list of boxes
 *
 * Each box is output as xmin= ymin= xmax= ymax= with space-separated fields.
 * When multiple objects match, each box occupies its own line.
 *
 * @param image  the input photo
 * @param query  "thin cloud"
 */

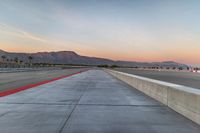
xmin=0 ymin=23 xmax=48 ymax=43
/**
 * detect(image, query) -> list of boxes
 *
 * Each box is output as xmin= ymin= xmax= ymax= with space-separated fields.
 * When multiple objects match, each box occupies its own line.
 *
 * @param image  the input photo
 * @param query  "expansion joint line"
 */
xmin=56 ymin=83 xmax=90 ymax=133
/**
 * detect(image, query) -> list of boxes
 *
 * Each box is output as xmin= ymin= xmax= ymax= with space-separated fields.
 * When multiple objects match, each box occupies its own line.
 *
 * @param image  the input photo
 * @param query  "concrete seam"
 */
xmin=0 ymin=102 xmax=165 ymax=107
xmin=56 ymin=82 xmax=90 ymax=133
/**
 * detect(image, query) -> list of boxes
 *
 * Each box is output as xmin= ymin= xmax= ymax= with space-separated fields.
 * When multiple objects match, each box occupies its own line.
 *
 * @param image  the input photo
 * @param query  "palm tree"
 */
xmin=1 ymin=55 xmax=7 ymax=67
xmin=178 ymin=67 xmax=183 ymax=71
xmin=14 ymin=57 xmax=18 ymax=64
xmin=10 ymin=59 xmax=13 ymax=62
xmin=20 ymin=60 xmax=23 ymax=64
xmin=9 ymin=58 xmax=14 ymax=67
xmin=1 ymin=55 xmax=6 ymax=63
xmin=19 ymin=60 xmax=23 ymax=67
xmin=28 ymin=56 xmax=33 ymax=67
xmin=14 ymin=57 xmax=19 ymax=67
xmin=6 ymin=58 xmax=9 ymax=67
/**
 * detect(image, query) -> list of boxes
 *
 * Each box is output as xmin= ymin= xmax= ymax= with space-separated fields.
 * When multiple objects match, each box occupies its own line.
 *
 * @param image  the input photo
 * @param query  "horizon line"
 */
xmin=0 ymin=48 xmax=190 ymax=65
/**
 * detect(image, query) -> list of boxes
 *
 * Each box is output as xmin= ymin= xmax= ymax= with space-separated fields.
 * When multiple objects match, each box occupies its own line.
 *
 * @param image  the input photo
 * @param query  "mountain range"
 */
xmin=0 ymin=49 xmax=188 ymax=68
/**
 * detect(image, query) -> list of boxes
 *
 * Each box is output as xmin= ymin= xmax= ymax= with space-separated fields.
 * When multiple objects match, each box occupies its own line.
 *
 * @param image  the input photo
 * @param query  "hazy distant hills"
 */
xmin=0 ymin=49 xmax=113 ymax=65
xmin=0 ymin=49 xmax=188 ymax=68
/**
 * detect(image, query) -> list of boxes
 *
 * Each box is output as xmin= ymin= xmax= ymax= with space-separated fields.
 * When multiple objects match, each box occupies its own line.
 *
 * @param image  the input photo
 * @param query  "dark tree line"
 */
xmin=0 ymin=55 xmax=33 ymax=68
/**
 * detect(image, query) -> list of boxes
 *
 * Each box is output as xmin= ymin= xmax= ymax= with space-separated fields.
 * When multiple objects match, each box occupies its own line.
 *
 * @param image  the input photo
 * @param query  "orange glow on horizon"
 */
xmin=1 ymin=44 xmax=199 ymax=66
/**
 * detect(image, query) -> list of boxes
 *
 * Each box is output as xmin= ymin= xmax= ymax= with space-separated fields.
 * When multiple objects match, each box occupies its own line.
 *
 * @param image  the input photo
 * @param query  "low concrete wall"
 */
xmin=105 ymin=69 xmax=200 ymax=125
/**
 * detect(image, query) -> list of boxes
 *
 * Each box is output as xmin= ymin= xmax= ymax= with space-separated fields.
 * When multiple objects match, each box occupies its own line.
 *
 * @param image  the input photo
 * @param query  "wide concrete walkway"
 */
xmin=0 ymin=70 xmax=199 ymax=133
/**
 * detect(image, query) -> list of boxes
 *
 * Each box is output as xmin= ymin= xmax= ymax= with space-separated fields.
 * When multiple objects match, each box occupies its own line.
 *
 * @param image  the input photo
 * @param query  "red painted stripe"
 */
xmin=0 ymin=69 xmax=89 ymax=97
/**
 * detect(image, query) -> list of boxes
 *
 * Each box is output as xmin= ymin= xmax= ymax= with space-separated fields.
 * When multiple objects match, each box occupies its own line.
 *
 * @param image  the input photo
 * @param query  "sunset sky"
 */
xmin=0 ymin=0 xmax=200 ymax=65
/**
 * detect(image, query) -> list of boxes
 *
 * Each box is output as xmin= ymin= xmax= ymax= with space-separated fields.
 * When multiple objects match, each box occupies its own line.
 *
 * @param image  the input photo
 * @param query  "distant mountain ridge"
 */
xmin=0 ymin=49 xmax=188 ymax=68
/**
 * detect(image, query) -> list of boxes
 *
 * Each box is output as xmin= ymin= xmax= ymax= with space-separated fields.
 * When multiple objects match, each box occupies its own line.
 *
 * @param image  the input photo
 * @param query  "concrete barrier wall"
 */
xmin=105 ymin=69 xmax=200 ymax=125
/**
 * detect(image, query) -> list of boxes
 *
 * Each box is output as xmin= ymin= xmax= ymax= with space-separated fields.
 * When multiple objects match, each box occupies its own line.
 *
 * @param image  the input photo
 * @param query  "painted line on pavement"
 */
xmin=0 ymin=69 xmax=89 ymax=97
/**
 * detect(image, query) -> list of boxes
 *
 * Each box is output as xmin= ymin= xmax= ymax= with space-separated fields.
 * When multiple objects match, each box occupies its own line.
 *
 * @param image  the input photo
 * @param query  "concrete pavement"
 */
xmin=0 ymin=68 xmax=85 ymax=92
xmin=115 ymin=68 xmax=200 ymax=89
xmin=0 ymin=70 xmax=199 ymax=133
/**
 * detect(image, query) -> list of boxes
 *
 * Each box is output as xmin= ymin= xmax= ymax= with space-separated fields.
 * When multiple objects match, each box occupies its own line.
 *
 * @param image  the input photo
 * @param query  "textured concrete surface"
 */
xmin=0 ymin=70 xmax=199 ymax=133
xmin=115 ymin=68 xmax=200 ymax=89
xmin=0 ymin=68 xmax=85 ymax=92
xmin=106 ymin=69 xmax=200 ymax=125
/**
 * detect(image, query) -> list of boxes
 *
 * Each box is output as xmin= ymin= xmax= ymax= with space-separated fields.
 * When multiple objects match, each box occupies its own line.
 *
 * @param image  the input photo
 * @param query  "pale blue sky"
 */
xmin=0 ymin=0 xmax=200 ymax=65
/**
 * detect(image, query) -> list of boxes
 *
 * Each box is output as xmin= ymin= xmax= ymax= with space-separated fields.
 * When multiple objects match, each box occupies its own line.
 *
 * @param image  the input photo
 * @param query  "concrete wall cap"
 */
xmin=109 ymin=69 xmax=200 ymax=95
